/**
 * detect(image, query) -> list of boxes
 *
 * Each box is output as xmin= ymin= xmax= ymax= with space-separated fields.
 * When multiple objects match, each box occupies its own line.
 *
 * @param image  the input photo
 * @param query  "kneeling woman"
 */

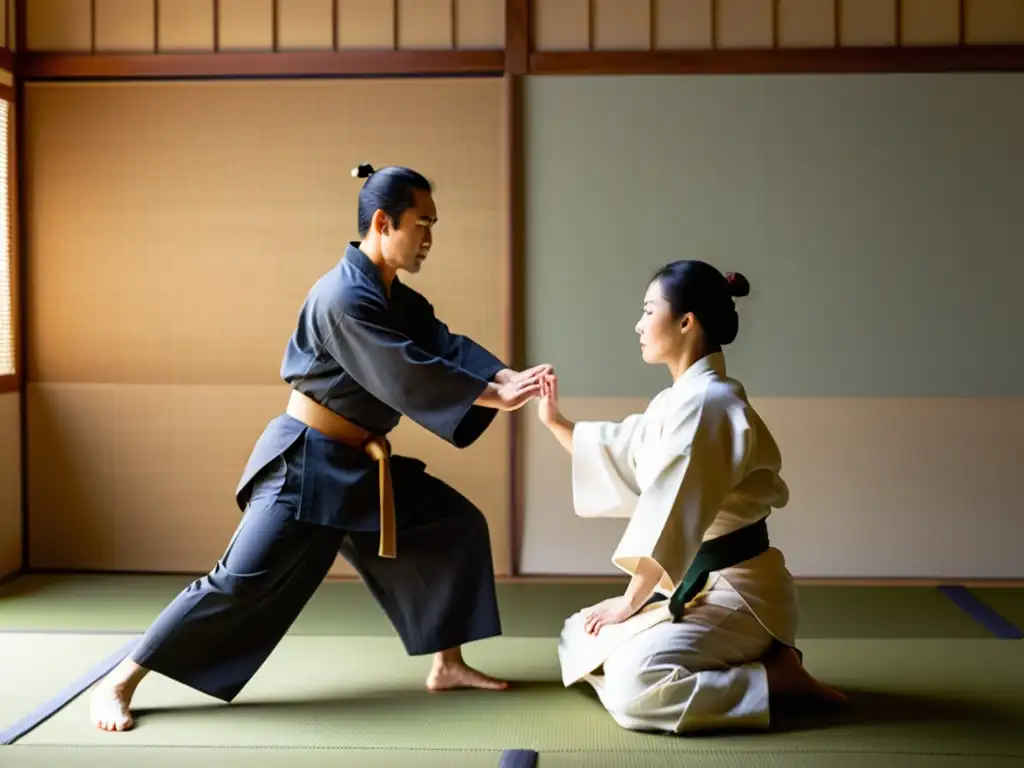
xmin=537 ymin=260 xmax=845 ymax=735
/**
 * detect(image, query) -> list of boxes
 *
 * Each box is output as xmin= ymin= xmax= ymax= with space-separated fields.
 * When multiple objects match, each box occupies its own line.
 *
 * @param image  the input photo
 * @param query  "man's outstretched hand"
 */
xmin=495 ymin=364 xmax=553 ymax=386
xmin=481 ymin=364 xmax=554 ymax=411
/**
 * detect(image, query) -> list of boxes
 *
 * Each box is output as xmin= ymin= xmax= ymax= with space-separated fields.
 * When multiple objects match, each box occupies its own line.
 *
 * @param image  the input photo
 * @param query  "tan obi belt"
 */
xmin=286 ymin=389 xmax=396 ymax=559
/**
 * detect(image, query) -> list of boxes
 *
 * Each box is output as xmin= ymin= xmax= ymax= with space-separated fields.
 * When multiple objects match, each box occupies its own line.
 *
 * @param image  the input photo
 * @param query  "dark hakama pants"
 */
xmin=130 ymin=451 xmax=502 ymax=703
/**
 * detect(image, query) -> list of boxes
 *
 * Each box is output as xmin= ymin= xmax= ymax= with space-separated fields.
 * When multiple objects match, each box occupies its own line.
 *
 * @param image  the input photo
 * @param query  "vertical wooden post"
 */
xmin=332 ymin=0 xmax=339 ymax=51
xmin=14 ymin=0 xmax=29 ymax=571
xmin=272 ymin=0 xmax=279 ymax=52
xmin=504 ymin=0 xmax=528 ymax=576
xmin=451 ymin=0 xmax=458 ymax=49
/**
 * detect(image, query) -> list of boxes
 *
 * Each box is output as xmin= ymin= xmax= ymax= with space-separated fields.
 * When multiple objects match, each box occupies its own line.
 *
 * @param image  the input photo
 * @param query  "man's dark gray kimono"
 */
xmin=131 ymin=243 xmax=508 ymax=702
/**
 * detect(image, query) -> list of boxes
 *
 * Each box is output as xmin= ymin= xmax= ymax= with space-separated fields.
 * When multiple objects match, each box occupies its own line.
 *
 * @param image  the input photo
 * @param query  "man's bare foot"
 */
xmin=426 ymin=647 xmax=509 ymax=691
xmin=89 ymin=681 xmax=136 ymax=732
xmin=764 ymin=645 xmax=848 ymax=707
xmin=89 ymin=659 xmax=149 ymax=732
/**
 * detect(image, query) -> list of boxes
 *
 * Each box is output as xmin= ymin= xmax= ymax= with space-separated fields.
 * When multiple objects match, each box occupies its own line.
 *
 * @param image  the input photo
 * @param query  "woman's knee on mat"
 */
xmin=601 ymin=619 xmax=735 ymax=698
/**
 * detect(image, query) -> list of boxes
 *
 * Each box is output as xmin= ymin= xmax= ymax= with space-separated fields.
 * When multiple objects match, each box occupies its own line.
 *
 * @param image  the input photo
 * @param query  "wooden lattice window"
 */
xmin=0 ymin=97 xmax=11 ymax=378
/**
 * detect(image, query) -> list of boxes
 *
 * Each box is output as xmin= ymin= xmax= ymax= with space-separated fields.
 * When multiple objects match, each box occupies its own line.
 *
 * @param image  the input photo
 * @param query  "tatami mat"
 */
xmin=0 ymin=746 xmax=503 ymax=767
xmin=2 ymin=749 xmax=1022 ymax=768
xmin=4 ymin=633 xmax=1022 ymax=759
xmin=551 ymin=757 xmax=1024 ymax=768
xmin=0 ymin=633 xmax=133 ymax=738
xmin=795 ymin=585 xmax=995 ymax=638
xmin=0 ymin=574 xmax=1007 ymax=638
xmin=971 ymin=588 xmax=1024 ymax=635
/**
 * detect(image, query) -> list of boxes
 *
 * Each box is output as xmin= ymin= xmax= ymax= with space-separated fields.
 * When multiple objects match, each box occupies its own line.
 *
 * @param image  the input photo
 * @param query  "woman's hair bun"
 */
xmin=725 ymin=272 xmax=750 ymax=298
xmin=351 ymin=163 xmax=375 ymax=179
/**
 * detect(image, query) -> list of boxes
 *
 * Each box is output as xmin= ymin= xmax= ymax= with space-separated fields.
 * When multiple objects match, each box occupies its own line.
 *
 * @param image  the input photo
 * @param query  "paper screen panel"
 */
xmin=777 ymin=0 xmax=836 ymax=47
xmin=26 ymin=0 xmax=92 ymax=51
xmin=158 ymin=0 xmax=215 ymax=51
xmin=25 ymin=79 xmax=504 ymax=386
xmin=397 ymin=0 xmax=453 ymax=49
xmin=838 ymin=0 xmax=897 ymax=45
xmin=655 ymin=0 xmax=713 ymax=49
xmin=901 ymin=0 xmax=962 ymax=45
xmin=965 ymin=0 xmax=1024 ymax=43
xmin=534 ymin=0 xmax=590 ymax=50
xmin=593 ymin=0 xmax=651 ymax=50
xmin=455 ymin=0 xmax=504 ymax=48
xmin=95 ymin=0 xmax=155 ymax=52
xmin=278 ymin=0 xmax=335 ymax=50
xmin=337 ymin=0 xmax=396 ymax=48
xmin=715 ymin=0 xmax=774 ymax=48
xmin=218 ymin=0 xmax=274 ymax=50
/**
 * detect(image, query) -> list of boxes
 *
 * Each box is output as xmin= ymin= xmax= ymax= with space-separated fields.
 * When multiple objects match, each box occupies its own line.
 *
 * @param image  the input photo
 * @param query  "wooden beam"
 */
xmin=505 ymin=0 xmax=529 ymax=75
xmin=504 ymin=74 xmax=524 ymax=577
xmin=13 ymin=57 xmax=28 ymax=571
xmin=15 ymin=0 xmax=27 ymax=54
xmin=0 ymin=567 xmax=25 ymax=586
xmin=18 ymin=50 xmax=506 ymax=80
xmin=21 ymin=569 xmax=1024 ymax=588
xmin=529 ymin=45 xmax=1024 ymax=75
xmin=15 ymin=43 xmax=1024 ymax=81
xmin=504 ymin=0 xmax=528 ymax=577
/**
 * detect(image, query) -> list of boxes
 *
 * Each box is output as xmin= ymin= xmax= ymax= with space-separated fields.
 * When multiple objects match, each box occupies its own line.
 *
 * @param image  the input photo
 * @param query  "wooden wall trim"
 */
xmin=13 ymin=569 xmax=1024 ymax=589
xmin=16 ymin=45 xmax=1024 ymax=81
xmin=529 ymin=45 xmax=1024 ymax=75
xmin=15 ymin=0 xmax=26 ymax=54
xmin=0 ymin=49 xmax=12 ymax=72
xmin=19 ymin=50 xmax=506 ymax=80
xmin=506 ymin=0 xmax=530 ymax=75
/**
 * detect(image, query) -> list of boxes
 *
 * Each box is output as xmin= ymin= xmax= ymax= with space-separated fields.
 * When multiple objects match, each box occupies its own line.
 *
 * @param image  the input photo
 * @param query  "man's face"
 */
xmin=380 ymin=189 xmax=437 ymax=275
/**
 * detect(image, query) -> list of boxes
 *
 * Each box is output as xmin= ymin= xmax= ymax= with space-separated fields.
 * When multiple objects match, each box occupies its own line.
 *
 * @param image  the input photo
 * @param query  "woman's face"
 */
xmin=635 ymin=279 xmax=686 ymax=364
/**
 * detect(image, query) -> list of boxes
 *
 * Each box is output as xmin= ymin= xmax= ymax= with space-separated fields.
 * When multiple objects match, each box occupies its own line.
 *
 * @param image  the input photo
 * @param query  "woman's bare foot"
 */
xmin=764 ymin=645 xmax=848 ymax=706
xmin=426 ymin=647 xmax=509 ymax=691
xmin=89 ymin=659 xmax=149 ymax=732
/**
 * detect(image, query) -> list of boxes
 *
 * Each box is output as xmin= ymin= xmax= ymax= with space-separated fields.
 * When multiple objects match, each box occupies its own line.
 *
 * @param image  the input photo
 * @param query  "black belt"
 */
xmin=644 ymin=517 xmax=770 ymax=622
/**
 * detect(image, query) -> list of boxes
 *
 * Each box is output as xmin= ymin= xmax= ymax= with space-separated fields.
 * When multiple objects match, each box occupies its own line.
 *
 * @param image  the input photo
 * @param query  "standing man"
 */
xmin=91 ymin=163 xmax=548 ymax=731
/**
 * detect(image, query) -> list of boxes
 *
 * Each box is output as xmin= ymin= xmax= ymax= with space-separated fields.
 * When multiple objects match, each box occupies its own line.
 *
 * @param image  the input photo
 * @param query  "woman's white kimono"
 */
xmin=558 ymin=352 xmax=798 ymax=734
